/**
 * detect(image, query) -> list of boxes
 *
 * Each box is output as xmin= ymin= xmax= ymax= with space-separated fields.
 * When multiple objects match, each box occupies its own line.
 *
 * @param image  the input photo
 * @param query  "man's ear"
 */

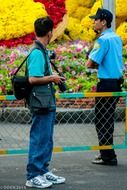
xmin=102 ymin=20 xmax=106 ymax=26
xmin=47 ymin=31 xmax=52 ymax=38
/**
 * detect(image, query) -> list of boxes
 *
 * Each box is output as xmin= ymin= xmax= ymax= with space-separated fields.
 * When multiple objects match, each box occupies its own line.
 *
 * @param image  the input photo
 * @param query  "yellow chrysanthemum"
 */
xmin=77 ymin=0 xmax=95 ymax=8
xmin=116 ymin=0 xmax=127 ymax=17
xmin=80 ymin=14 xmax=96 ymax=41
xmin=0 ymin=0 xmax=47 ymax=40
xmin=65 ymin=0 xmax=78 ymax=16
xmin=81 ymin=14 xmax=94 ymax=28
xmin=116 ymin=17 xmax=127 ymax=28
xmin=90 ymin=0 xmax=102 ymax=15
xmin=116 ymin=22 xmax=127 ymax=45
xmin=66 ymin=17 xmax=82 ymax=40
xmin=80 ymin=27 xmax=96 ymax=41
xmin=73 ymin=7 xmax=91 ymax=20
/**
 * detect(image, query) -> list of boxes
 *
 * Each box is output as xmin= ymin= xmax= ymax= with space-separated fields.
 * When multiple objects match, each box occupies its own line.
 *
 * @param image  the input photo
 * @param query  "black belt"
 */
xmin=98 ymin=77 xmax=124 ymax=84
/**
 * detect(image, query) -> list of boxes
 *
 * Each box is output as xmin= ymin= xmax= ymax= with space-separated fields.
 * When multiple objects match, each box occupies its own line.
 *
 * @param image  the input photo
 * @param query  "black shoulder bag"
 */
xmin=11 ymin=54 xmax=32 ymax=100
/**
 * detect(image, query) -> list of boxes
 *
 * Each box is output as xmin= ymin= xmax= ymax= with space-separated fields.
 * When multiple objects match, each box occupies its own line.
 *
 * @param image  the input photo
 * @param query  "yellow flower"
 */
xmin=80 ymin=27 xmax=96 ymax=41
xmin=0 ymin=0 xmax=47 ymax=40
xmin=77 ymin=0 xmax=95 ymax=8
xmin=65 ymin=0 xmax=94 ymax=17
xmin=81 ymin=14 xmax=94 ymax=28
xmin=116 ymin=0 xmax=127 ymax=17
xmin=66 ymin=17 xmax=82 ymax=40
xmin=116 ymin=22 xmax=127 ymax=45
xmin=65 ymin=0 xmax=78 ymax=16
xmin=73 ymin=7 xmax=91 ymax=20
xmin=90 ymin=0 xmax=102 ymax=15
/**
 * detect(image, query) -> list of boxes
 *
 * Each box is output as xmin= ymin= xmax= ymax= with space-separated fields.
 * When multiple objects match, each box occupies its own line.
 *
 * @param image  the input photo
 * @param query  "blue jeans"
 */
xmin=27 ymin=111 xmax=56 ymax=180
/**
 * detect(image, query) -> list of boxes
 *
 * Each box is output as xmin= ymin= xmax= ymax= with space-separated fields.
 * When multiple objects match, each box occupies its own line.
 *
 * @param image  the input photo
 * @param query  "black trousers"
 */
xmin=95 ymin=79 xmax=122 ymax=161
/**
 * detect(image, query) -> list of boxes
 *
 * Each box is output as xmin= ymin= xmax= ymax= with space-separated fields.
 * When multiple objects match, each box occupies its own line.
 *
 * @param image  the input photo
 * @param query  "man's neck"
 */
xmin=101 ymin=26 xmax=108 ymax=33
xmin=36 ymin=37 xmax=47 ymax=48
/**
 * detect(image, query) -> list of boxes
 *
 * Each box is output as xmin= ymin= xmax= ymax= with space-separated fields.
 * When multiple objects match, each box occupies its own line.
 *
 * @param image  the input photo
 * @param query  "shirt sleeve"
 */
xmin=27 ymin=49 xmax=45 ymax=77
xmin=89 ymin=38 xmax=108 ymax=65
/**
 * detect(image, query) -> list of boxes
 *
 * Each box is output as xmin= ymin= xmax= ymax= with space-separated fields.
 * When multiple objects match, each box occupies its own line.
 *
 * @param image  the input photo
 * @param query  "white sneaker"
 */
xmin=43 ymin=171 xmax=66 ymax=184
xmin=26 ymin=175 xmax=52 ymax=188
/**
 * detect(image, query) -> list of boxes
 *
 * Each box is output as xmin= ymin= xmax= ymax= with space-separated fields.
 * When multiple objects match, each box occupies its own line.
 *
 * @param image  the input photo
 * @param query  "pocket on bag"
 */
xmin=30 ymin=92 xmax=52 ymax=113
xmin=29 ymin=84 xmax=56 ymax=114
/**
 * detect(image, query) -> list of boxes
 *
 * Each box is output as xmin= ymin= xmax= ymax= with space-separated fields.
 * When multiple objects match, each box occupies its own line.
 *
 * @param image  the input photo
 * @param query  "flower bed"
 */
xmin=1 ymin=0 xmax=127 ymax=47
xmin=0 ymin=40 xmax=97 ymax=95
xmin=0 ymin=40 xmax=127 ymax=95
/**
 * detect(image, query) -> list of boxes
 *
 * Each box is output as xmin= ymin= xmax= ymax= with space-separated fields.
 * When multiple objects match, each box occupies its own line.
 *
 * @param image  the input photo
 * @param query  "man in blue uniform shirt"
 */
xmin=86 ymin=8 xmax=124 ymax=165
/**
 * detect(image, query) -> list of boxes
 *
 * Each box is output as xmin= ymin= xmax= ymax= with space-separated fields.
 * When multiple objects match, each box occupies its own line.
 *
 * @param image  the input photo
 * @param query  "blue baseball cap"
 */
xmin=89 ymin=8 xmax=113 ymax=24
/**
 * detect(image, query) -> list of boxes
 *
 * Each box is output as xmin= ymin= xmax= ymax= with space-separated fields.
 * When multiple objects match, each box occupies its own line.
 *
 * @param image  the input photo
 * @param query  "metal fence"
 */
xmin=0 ymin=92 xmax=127 ymax=155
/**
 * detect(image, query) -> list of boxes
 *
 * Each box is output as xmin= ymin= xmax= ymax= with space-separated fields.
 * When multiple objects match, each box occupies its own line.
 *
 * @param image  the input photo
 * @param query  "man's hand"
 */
xmin=29 ymin=75 xmax=65 ymax=85
xmin=86 ymin=59 xmax=96 ymax=69
xmin=50 ymin=74 xmax=65 ymax=84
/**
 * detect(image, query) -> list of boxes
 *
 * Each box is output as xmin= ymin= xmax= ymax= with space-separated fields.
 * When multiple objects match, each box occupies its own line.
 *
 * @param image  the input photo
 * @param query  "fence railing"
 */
xmin=0 ymin=92 xmax=127 ymax=155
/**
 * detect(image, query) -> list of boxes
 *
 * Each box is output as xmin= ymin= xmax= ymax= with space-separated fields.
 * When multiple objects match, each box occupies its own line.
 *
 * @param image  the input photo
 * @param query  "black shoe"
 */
xmin=95 ymin=154 xmax=101 ymax=160
xmin=92 ymin=157 xmax=118 ymax=166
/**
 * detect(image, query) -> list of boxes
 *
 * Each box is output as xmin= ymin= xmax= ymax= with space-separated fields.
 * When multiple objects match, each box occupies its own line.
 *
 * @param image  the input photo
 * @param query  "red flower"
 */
xmin=0 ymin=33 xmax=35 ymax=48
xmin=34 ymin=0 xmax=66 ymax=27
xmin=0 ymin=0 xmax=66 ymax=47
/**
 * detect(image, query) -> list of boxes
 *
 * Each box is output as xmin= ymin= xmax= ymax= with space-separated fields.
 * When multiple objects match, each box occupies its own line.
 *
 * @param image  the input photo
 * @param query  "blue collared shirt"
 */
xmin=89 ymin=28 xmax=124 ymax=79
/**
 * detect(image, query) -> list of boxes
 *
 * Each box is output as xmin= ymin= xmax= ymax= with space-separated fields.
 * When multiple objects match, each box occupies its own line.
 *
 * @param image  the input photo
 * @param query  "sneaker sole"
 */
xmin=26 ymin=182 xmax=52 ymax=188
xmin=49 ymin=179 xmax=66 ymax=184
xmin=92 ymin=160 xmax=118 ymax=166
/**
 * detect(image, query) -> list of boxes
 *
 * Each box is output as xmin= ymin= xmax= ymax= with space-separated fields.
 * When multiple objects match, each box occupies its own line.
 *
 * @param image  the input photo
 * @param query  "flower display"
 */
xmin=0 ymin=33 xmax=35 ymax=48
xmin=0 ymin=0 xmax=127 ymax=46
xmin=116 ymin=0 xmax=127 ymax=17
xmin=1 ymin=40 xmax=127 ymax=95
xmin=90 ymin=0 xmax=102 ymax=15
xmin=65 ymin=0 xmax=127 ymax=45
xmin=0 ymin=0 xmax=47 ymax=40
xmin=65 ymin=17 xmax=82 ymax=40
xmin=117 ymin=22 xmax=127 ymax=45
xmin=65 ymin=0 xmax=94 ymax=17
xmin=0 ymin=0 xmax=127 ymax=95
xmin=0 ymin=0 xmax=66 ymax=47
xmin=73 ymin=7 xmax=91 ymax=20
xmin=64 ymin=0 xmax=102 ymax=43
xmin=0 ymin=41 xmax=98 ymax=94
xmin=0 ymin=45 xmax=29 ymax=94
xmin=34 ymin=0 xmax=66 ymax=28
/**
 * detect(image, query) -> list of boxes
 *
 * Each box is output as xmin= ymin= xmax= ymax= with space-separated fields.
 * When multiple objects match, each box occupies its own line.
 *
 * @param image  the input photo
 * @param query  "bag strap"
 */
xmin=50 ymin=60 xmax=64 ymax=77
xmin=34 ymin=41 xmax=51 ymax=76
xmin=13 ymin=46 xmax=38 ymax=76
xmin=13 ymin=54 xmax=30 ymax=76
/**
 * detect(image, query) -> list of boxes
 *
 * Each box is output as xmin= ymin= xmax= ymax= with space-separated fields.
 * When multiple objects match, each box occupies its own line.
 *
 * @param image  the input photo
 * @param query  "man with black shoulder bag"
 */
xmin=25 ymin=16 xmax=66 ymax=189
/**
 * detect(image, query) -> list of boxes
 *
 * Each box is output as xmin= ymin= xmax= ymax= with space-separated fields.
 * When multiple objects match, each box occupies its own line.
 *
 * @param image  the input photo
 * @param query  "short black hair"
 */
xmin=34 ymin=16 xmax=54 ymax=37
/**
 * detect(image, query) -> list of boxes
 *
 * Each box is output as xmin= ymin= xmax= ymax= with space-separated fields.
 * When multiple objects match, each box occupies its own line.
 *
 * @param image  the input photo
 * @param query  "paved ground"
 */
xmin=0 ymin=150 xmax=127 ymax=190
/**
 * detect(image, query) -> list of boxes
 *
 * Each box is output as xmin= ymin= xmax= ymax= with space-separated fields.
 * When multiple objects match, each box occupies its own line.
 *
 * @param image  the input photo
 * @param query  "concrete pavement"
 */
xmin=0 ymin=150 xmax=127 ymax=190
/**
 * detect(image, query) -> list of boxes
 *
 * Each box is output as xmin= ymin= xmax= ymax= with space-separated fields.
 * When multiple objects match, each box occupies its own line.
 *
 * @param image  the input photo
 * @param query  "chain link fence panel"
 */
xmin=0 ymin=92 xmax=126 ymax=154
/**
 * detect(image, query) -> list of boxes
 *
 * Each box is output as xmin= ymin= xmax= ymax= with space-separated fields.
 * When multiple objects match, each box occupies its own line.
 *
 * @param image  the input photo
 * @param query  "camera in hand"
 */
xmin=49 ymin=50 xmax=56 ymax=60
xmin=58 ymin=72 xmax=67 ymax=92
xmin=49 ymin=50 xmax=67 ymax=92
